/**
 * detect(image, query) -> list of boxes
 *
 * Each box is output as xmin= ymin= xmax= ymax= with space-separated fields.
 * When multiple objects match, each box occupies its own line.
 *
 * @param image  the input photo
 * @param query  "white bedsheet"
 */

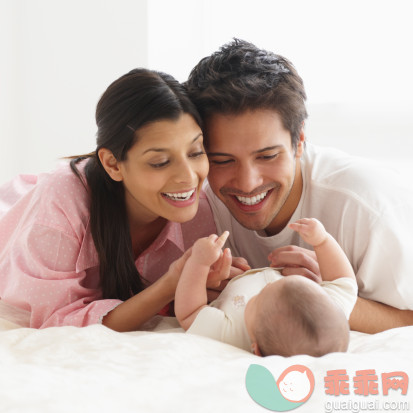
xmin=0 ymin=300 xmax=412 ymax=413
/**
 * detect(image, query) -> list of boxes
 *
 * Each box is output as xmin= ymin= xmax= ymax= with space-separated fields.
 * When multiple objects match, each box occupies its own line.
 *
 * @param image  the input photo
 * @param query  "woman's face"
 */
xmin=118 ymin=113 xmax=208 ymax=226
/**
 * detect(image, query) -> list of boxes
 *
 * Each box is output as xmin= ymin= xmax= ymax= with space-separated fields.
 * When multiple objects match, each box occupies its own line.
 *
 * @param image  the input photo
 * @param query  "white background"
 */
xmin=1 ymin=0 xmax=412 ymax=184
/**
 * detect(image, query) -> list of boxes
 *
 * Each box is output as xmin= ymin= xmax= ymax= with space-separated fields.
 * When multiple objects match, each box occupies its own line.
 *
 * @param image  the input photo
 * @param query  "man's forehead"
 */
xmin=204 ymin=109 xmax=292 ymax=149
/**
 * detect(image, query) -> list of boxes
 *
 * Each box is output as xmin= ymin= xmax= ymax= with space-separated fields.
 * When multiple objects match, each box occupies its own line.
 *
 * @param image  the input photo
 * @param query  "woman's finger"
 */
xmin=231 ymin=256 xmax=251 ymax=272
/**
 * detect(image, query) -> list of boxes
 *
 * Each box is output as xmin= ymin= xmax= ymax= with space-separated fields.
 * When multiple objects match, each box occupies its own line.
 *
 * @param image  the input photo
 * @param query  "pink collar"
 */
xmin=76 ymin=218 xmax=185 ymax=272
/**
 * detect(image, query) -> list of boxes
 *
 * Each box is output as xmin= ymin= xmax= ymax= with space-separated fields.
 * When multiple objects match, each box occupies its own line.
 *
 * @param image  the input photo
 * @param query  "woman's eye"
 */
xmin=149 ymin=160 xmax=169 ymax=168
xmin=189 ymin=151 xmax=206 ymax=158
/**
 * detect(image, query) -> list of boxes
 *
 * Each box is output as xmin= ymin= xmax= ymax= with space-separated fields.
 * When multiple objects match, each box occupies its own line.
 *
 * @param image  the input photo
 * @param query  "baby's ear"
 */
xmin=251 ymin=342 xmax=262 ymax=357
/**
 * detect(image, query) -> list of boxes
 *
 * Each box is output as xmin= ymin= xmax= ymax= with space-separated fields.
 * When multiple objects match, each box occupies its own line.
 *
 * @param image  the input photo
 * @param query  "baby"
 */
xmin=175 ymin=218 xmax=358 ymax=357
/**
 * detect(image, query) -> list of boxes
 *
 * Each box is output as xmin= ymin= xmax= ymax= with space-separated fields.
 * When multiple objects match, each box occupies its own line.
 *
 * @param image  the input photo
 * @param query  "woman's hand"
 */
xmin=165 ymin=232 xmax=251 ymax=302
xmin=207 ymin=251 xmax=251 ymax=300
xmin=162 ymin=247 xmax=193 ymax=298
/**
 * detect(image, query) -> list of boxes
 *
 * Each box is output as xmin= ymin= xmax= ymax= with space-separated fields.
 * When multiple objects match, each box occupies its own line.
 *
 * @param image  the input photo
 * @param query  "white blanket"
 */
xmin=1 ymin=300 xmax=412 ymax=413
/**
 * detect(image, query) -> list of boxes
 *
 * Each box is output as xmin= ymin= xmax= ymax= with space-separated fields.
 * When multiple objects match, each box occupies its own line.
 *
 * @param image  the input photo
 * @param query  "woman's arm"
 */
xmin=102 ymin=248 xmax=192 ymax=332
xmin=101 ymin=277 xmax=175 ymax=332
xmin=175 ymin=232 xmax=229 ymax=330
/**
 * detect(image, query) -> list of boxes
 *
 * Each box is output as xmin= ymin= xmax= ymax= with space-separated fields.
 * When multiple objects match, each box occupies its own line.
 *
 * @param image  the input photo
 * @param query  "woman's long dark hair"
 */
xmin=70 ymin=69 xmax=202 ymax=301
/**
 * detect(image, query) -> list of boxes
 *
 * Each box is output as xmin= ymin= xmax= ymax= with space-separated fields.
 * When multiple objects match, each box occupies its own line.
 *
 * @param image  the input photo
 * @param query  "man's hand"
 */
xmin=268 ymin=245 xmax=322 ymax=283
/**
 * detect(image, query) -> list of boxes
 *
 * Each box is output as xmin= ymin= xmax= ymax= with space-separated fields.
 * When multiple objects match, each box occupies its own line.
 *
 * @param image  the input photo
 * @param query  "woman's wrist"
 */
xmin=102 ymin=278 xmax=174 ymax=332
xmin=159 ymin=268 xmax=179 ymax=302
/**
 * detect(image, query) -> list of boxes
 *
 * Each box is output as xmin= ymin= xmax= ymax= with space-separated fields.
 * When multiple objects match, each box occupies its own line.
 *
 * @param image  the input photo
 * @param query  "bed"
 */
xmin=1 ymin=300 xmax=411 ymax=413
xmin=1 ymin=154 xmax=412 ymax=413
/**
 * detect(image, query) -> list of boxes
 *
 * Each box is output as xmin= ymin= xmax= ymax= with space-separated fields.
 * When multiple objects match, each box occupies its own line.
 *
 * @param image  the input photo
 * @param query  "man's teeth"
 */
xmin=163 ymin=189 xmax=195 ymax=201
xmin=235 ymin=191 xmax=268 ymax=206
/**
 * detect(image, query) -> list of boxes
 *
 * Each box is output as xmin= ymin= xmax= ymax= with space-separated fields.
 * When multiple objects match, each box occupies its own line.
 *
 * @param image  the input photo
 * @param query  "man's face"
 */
xmin=206 ymin=109 xmax=304 ymax=235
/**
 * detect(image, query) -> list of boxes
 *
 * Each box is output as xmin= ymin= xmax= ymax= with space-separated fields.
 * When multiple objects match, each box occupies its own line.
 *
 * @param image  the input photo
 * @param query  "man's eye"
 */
xmin=258 ymin=154 xmax=279 ymax=160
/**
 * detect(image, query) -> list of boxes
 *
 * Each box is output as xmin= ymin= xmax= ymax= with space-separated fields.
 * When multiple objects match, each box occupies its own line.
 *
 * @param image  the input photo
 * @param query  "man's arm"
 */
xmin=280 ymin=220 xmax=413 ymax=333
xmin=350 ymin=297 xmax=413 ymax=334
xmin=269 ymin=243 xmax=413 ymax=333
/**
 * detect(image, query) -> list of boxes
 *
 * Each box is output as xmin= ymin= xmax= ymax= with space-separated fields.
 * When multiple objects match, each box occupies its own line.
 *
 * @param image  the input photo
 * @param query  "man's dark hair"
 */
xmin=185 ymin=38 xmax=308 ymax=148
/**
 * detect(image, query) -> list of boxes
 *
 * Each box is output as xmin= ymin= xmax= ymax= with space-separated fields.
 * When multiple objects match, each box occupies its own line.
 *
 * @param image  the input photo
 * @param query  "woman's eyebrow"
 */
xmin=142 ymin=133 xmax=203 ymax=155
xmin=192 ymin=133 xmax=203 ymax=143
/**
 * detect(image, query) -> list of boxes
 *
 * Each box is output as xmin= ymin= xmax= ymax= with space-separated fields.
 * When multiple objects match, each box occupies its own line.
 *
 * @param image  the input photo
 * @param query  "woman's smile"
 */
xmin=161 ymin=187 xmax=197 ymax=207
xmin=117 ymin=113 xmax=209 ymax=226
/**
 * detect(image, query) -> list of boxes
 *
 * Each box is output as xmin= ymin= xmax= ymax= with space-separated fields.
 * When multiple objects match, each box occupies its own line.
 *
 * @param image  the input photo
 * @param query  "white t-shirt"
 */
xmin=187 ymin=268 xmax=358 ymax=352
xmin=205 ymin=143 xmax=413 ymax=310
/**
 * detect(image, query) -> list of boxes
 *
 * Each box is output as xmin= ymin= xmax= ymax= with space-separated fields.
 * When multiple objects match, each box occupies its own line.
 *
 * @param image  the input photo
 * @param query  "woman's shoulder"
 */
xmin=30 ymin=160 xmax=91 ymax=235
xmin=38 ymin=160 xmax=88 ymax=200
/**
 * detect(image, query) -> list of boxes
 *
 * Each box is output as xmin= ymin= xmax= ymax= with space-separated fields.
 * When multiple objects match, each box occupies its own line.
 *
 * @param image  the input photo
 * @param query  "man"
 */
xmin=185 ymin=39 xmax=413 ymax=333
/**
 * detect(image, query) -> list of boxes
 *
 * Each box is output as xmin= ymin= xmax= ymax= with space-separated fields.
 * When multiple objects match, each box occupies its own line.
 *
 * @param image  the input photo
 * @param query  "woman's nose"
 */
xmin=174 ymin=159 xmax=197 ymax=184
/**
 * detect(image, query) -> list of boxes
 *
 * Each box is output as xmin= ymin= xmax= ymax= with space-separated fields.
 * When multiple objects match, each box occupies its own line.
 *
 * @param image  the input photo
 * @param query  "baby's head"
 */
xmin=245 ymin=276 xmax=350 ymax=357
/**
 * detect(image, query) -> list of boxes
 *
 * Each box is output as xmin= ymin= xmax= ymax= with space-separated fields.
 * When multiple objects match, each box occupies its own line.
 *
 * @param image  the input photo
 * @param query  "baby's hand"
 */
xmin=289 ymin=218 xmax=327 ymax=247
xmin=191 ymin=231 xmax=229 ymax=266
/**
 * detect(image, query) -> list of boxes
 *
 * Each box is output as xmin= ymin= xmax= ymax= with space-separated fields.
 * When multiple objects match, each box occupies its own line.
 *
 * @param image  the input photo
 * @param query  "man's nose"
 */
xmin=233 ymin=163 xmax=264 ymax=194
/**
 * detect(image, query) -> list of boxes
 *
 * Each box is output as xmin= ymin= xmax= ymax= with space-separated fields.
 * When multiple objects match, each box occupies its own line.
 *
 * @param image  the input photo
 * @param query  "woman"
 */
xmin=0 ymin=69 xmax=246 ymax=331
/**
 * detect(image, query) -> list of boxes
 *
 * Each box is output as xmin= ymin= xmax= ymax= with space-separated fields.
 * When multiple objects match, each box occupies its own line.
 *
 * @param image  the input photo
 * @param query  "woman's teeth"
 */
xmin=163 ymin=189 xmax=195 ymax=201
xmin=235 ymin=190 xmax=268 ymax=206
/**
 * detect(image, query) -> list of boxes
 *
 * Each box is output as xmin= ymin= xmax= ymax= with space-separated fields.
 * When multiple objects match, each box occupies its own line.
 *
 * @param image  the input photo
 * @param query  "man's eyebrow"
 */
xmin=252 ymin=145 xmax=284 ymax=154
xmin=208 ymin=145 xmax=284 ymax=157
xmin=143 ymin=133 xmax=203 ymax=155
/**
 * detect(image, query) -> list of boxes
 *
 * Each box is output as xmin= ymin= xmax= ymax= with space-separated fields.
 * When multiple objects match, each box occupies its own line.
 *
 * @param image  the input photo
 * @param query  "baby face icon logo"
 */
xmin=277 ymin=365 xmax=314 ymax=403
xmin=246 ymin=364 xmax=315 ymax=411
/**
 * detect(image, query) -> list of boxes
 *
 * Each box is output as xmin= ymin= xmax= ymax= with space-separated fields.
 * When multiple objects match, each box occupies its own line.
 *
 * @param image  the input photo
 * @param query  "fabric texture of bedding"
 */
xmin=1 ymin=300 xmax=411 ymax=413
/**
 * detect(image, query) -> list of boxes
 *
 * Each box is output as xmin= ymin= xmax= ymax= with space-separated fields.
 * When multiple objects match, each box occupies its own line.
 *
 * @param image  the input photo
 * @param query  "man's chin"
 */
xmin=230 ymin=212 xmax=270 ymax=232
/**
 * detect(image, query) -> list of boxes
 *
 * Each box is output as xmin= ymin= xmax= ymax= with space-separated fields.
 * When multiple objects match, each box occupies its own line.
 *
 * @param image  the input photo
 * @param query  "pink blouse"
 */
xmin=0 ymin=162 xmax=216 ymax=328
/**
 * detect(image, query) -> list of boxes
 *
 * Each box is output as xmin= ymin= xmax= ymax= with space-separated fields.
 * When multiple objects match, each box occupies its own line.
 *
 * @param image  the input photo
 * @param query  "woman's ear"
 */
xmin=98 ymin=148 xmax=123 ymax=182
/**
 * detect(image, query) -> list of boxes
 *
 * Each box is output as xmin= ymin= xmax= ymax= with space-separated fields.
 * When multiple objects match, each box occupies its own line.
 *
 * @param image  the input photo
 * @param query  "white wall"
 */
xmin=147 ymin=0 xmax=413 ymax=171
xmin=0 ymin=0 xmax=148 ymax=183
xmin=1 ymin=0 xmax=412 ymax=184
